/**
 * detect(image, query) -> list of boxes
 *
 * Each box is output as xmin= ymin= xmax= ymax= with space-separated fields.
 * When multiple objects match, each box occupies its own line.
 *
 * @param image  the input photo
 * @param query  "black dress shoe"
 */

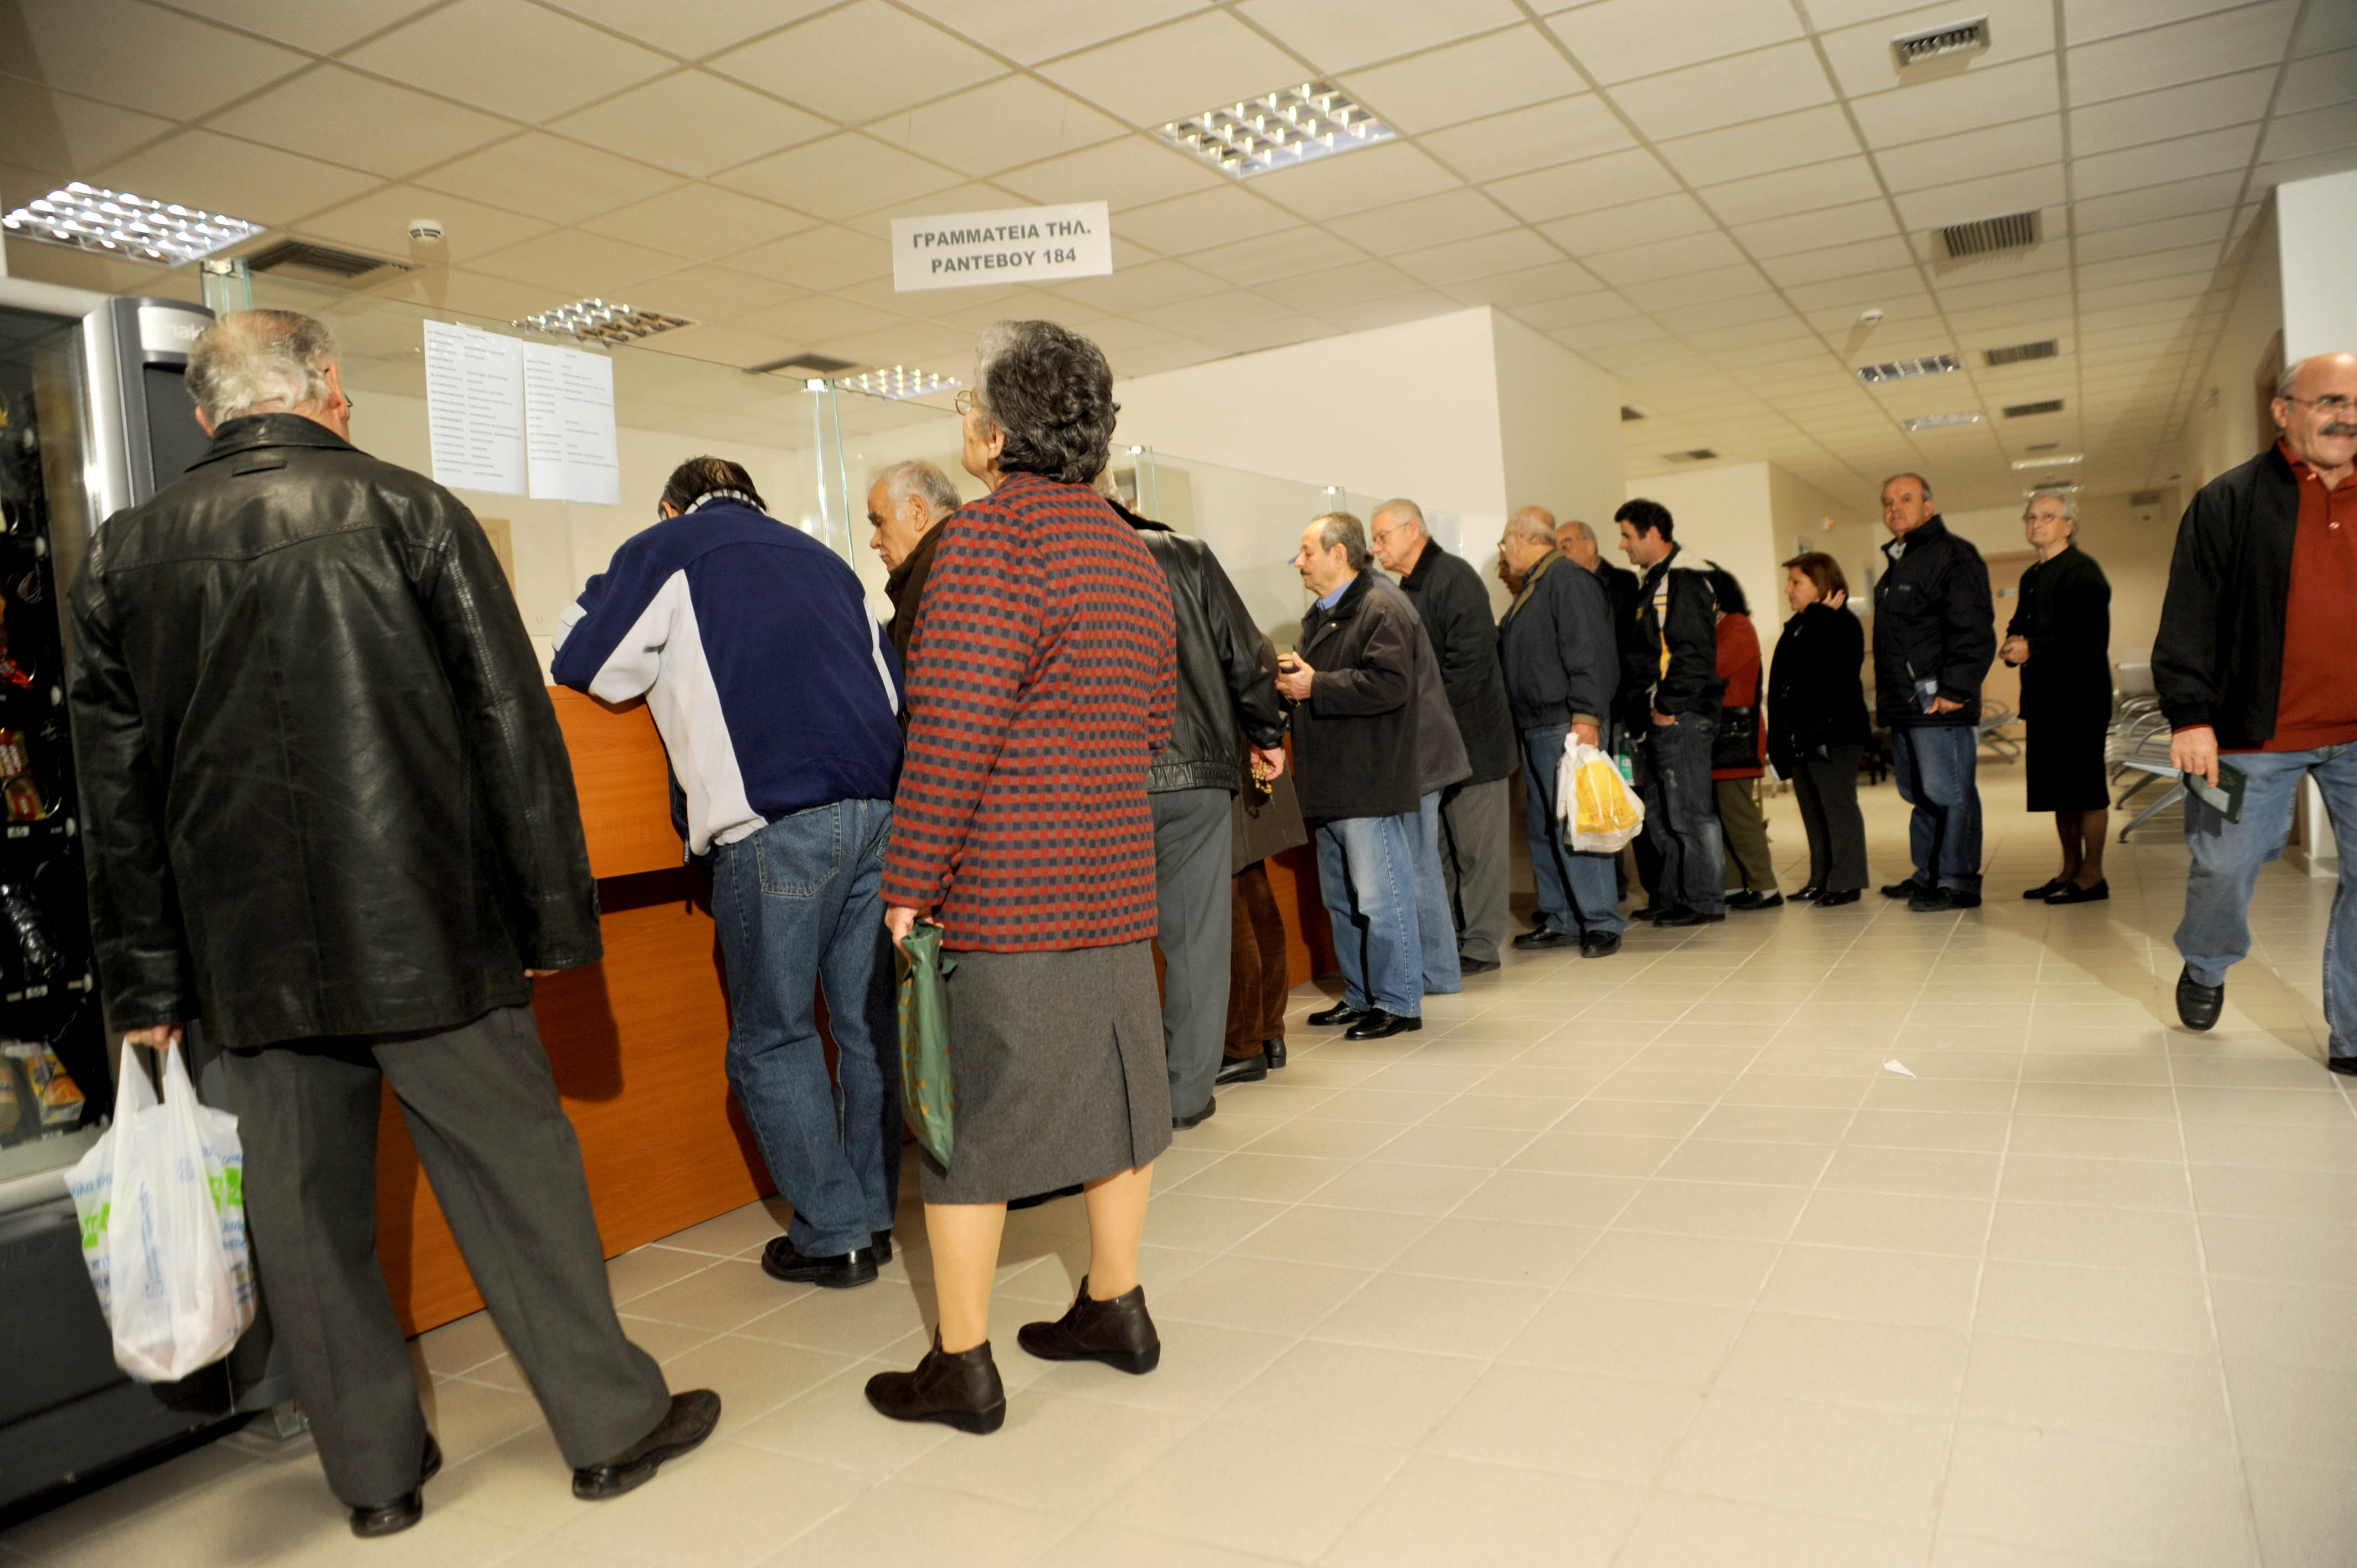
xmin=1264 ymin=1037 xmax=1286 ymax=1069
xmin=349 ymin=1435 xmax=441 ymax=1538
xmin=1630 ymin=904 xmax=1668 ymax=922
xmin=1344 ymin=1010 xmax=1422 ymax=1040
xmin=873 ymin=1230 xmax=892 ymax=1264
xmin=760 ymin=1238 xmax=878 ymax=1289
xmin=573 ymin=1390 xmax=721 ymax=1500
xmin=1727 ymin=891 xmax=1784 ymax=911
xmin=1511 ymin=927 xmax=1576 ymax=950
xmin=1579 ymin=931 xmax=1621 ymax=958
xmin=1017 ymin=1276 xmax=1161 ymax=1374
xmin=1458 ymin=955 xmax=1502 ymax=975
xmin=2176 ymin=966 xmax=2224 ymax=1032
xmin=1308 ymin=1001 xmax=1367 ymax=1027
xmin=2023 ymin=878 xmax=2070 ymax=900
xmin=1814 ymin=888 xmax=1861 ymax=907
xmin=1881 ymin=879 xmax=1929 ymax=900
xmin=1216 ymin=1051 xmax=1269 ymax=1085
xmin=1790 ymin=885 xmax=1823 ymax=902
xmin=1654 ymin=908 xmax=1725 ymax=927
xmin=2045 ymin=880 xmax=2109 ymax=904
xmin=1173 ymin=1097 xmax=1217 ymax=1129
xmin=2328 ymin=1055 xmax=2357 ymax=1076
xmin=1908 ymin=887 xmax=1982 ymax=912
xmin=864 ymin=1335 xmax=1005 ymax=1435
xmin=1008 ymin=1184 xmax=1084 ymax=1211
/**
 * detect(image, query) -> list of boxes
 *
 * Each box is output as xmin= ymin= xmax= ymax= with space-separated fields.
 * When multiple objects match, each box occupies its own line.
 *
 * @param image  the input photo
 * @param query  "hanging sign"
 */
xmin=891 ymin=201 xmax=1112 ymax=292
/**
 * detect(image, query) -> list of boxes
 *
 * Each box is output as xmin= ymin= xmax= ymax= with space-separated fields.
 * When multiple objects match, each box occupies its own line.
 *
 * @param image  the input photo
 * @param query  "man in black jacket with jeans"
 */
xmin=1617 ymin=499 xmax=1726 ymax=926
xmin=1871 ymin=473 xmax=1996 ymax=912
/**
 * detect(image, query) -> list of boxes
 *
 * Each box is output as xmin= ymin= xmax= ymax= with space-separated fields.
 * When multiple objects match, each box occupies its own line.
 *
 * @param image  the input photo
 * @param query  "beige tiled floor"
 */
xmin=9 ymin=769 xmax=2357 ymax=1566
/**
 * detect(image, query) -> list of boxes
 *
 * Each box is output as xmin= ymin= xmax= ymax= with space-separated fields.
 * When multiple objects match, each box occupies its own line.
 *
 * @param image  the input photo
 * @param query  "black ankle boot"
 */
xmin=864 ymin=1333 xmax=1005 ymax=1433
xmin=1017 ymin=1277 xmax=1161 ymax=1374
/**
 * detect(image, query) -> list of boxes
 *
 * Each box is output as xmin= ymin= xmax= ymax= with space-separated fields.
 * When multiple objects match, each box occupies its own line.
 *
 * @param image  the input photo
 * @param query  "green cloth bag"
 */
xmin=897 ymin=920 xmax=955 ymax=1168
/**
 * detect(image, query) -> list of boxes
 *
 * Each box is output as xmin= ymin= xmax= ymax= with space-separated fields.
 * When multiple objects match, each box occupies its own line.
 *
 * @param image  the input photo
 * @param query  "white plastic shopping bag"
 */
xmin=65 ymin=1043 xmax=256 ymax=1382
xmin=1557 ymin=740 xmax=1646 ymax=854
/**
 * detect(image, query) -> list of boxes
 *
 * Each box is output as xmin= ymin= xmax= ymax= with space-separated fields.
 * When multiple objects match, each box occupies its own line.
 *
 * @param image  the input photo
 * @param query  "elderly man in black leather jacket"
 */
xmin=1113 ymin=494 xmax=1286 ymax=1127
xmin=67 ymin=311 xmax=715 ymax=1538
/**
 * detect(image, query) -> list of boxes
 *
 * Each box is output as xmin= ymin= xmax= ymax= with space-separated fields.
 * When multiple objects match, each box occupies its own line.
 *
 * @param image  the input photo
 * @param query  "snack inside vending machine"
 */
xmin=0 ymin=279 xmax=295 ymax=1513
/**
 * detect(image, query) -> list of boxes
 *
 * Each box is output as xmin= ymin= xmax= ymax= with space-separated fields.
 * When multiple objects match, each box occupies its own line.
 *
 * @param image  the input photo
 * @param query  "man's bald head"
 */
xmin=1556 ymin=518 xmax=1599 ymax=570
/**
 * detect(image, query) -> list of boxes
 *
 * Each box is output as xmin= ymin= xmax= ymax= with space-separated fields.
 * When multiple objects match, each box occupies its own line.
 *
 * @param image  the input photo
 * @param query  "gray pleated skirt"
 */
xmin=918 ymin=940 xmax=1174 ymax=1204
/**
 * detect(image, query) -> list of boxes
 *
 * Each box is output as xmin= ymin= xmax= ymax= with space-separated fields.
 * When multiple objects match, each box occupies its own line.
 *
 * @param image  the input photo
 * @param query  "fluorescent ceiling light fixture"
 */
xmin=2011 ymin=452 xmax=2082 ymax=469
xmin=1 ymin=182 xmax=261 ymax=266
xmin=1154 ymin=82 xmax=1392 ymax=178
xmin=1900 ymin=410 xmax=1983 ymax=431
xmin=1857 ymin=354 xmax=1960 ymax=385
xmin=513 ymin=299 xmax=692 ymax=345
xmin=2024 ymin=483 xmax=2081 ymax=498
xmin=833 ymin=365 xmax=961 ymax=403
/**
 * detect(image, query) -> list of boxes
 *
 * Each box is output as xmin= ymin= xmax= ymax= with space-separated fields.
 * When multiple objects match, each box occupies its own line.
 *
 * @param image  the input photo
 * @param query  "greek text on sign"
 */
xmin=891 ymin=202 xmax=1111 ymax=292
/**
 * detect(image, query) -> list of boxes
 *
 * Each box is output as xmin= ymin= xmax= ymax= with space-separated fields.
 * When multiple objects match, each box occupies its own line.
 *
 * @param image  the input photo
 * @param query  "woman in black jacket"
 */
xmin=2001 ymin=494 xmax=2113 ymax=902
xmin=1769 ymin=553 xmax=1872 ymax=905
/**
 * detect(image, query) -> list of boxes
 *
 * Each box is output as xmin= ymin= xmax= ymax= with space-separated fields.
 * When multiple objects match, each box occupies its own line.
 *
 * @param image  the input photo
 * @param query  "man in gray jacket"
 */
xmin=1496 ymin=507 xmax=1625 ymax=957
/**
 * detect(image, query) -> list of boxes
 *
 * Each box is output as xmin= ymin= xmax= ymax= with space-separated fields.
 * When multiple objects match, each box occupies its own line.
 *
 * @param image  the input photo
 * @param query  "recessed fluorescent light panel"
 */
xmin=514 ymin=300 xmax=692 ymax=345
xmin=835 ymin=366 xmax=961 ymax=403
xmin=1857 ymin=354 xmax=1961 ymax=385
xmin=2011 ymin=453 xmax=2083 ymax=469
xmin=1900 ymin=411 xmax=1983 ymax=431
xmin=0 ymin=182 xmax=261 ymax=265
xmin=1153 ymin=83 xmax=1393 ymax=178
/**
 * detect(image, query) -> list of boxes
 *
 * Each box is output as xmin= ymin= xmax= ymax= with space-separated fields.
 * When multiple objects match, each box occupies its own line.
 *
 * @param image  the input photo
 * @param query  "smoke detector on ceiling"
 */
xmin=1892 ymin=17 xmax=1990 ymax=69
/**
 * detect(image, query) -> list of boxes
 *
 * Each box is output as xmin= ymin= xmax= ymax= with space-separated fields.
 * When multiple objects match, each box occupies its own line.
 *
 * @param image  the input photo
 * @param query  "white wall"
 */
xmin=1622 ymin=463 xmax=1782 ymax=636
xmin=1492 ymin=311 xmax=1624 ymax=560
xmin=1766 ymin=465 xmax=1879 ymax=619
xmin=2279 ymin=167 xmax=2357 ymax=365
xmin=2180 ymin=204 xmax=2283 ymax=495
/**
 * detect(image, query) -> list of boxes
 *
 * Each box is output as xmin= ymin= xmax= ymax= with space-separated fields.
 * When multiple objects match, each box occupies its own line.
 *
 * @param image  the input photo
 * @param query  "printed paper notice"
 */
xmin=423 ymin=320 xmax=525 ymax=497
xmin=891 ymin=202 xmax=1111 ymax=292
xmin=523 ymin=343 xmax=621 ymax=506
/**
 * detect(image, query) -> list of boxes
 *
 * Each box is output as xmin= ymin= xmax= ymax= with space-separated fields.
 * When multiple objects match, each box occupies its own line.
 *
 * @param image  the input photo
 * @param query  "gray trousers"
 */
xmin=1152 ymin=787 xmax=1233 ymax=1121
xmin=216 ymin=1005 xmax=670 ymax=1507
xmin=1437 ymin=776 xmax=1512 ymax=964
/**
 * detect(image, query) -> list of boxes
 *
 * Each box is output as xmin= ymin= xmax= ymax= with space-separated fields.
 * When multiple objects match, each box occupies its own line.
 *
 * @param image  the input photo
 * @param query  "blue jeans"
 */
xmin=1891 ymin=724 xmax=1983 ymax=893
xmin=2178 ymin=744 xmax=2357 ymax=1058
xmin=710 ymin=800 xmax=901 ymax=1257
xmin=1413 ymin=791 xmax=1463 ymax=994
xmin=1314 ymin=811 xmax=1424 ymax=1017
xmin=1520 ymin=724 xmax=1627 ymax=937
xmin=1638 ymin=713 xmax=1725 ymax=916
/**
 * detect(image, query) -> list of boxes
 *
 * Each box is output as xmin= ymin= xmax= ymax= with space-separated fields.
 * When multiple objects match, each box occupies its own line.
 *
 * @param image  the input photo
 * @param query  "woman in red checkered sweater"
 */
xmin=867 ymin=321 xmax=1178 ymax=1435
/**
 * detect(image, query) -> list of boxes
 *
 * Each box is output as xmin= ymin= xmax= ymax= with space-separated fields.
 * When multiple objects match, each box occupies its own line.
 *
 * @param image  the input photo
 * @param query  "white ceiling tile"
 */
xmin=711 ymin=3 xmax=1005 ymax=123
xmin=1516 ymin=290 xmax=1641 ymax=329
xmin=419 ymin=132 xmax=681 ymax=225
xmin=1195 ymin=314 xmax=1335 ymax=354
xmin=205 ymin=68 xmax=511 ymax=182
xmin=1890 ymin=166 xmax=2065 ymax=230
xmin=0 ymin=87 xmax=172 ymax=188
xmin=1731 ymin=200 xmax=1902 ymax=259
xmin=2078 ymin=276 xmax=2210 ymax=315
xmin=625 ymin=265 xmax=805 ymax=323
xmin=469 ymin=227 xmax=688 ymax=296
xmin=2068 ymin=69 xmax=2274 ymax=156
xmin=1484 ymin=147 xmax=1681 ymax=223
xmin=1548 ymin=0 xmax=1804 ymax=82
xmin=17 ymin=0 xmax=306 ymax=121
xmin=550 ymin=72 xmax=833 ymax=179
xmin=1056 ymin=258 xmax=1228 ymax=313
xmin=1934 ymin=269 xmax=2072 ymax=311
xmin=1553 ymin=316 xmax=1672 ymax=350
xmin=714 ymin=134 xmax=962 ymax=221
xmin=898 ymin=0 xmax=1202 ymax=68
xmin=2066 ymin=0 xmax=2272 ymax=45
xmin=2067 ymin=3 xmax=2299 ymax=105
xmin=1444 ymin=259 xmax=1605 ymax=307
xmin=742 ymin=293 xmax=909 ymax=343
xmin=1656 ymin=105 xmax=1864 ymax=187
xmin=2072 ymin=125 xmax=2260 ymax=200
xmin=2073 ymin=210 xmax=2231 ymax=262
xmin=1818 ymin=0 xmax=2056 ymax=99
xmin=383 ymin=267 xmax=563 ymax=322
xmin=1314 ymin=290 xmax=1464 ymax=333
xmin=2275 ymin=47 xmax=2357 ymax=115
xmin=1035 ymin=12 xmax=1308 ymax=128
xmin=995 ymin=138 xmax=1227 ymax=210
xmin=2071 ymin=169 xmax=2245 ymax=229
xmin=1761 ymin=237 xmax=1921 ymax=287
xmin=1848 ymin=58 xmax=2062 ymax=149
xmin=1234 ymin=0 xmax=1524 ymax=73
xmin=1620 ymin=262 xmax=1773 ymax=310
xmin=1419 ymin=96 xmax=1636 ymax=182
xmin=1324 ymin=189 xmax=1519 ymax=254
xmin=1117 ymin=186 xmax=1301 ymax=254
xmin=297 ymin=183 xmax=552 ymax=262
xmin=1187 ymin=229 xmax=1374 ymax=287
xmin=1607 ymin=40 xmax=1835 ymax=140
xmin=2250 ymin=148 xmax=2357 ymax=191
xmin=865 ymin=76 xmax=1124 ymax=179
xmin=836 ymin=182 xmax=1015 ymax=239
xmin=1111 ymin=339 xmax=1225 ymax=376
xmin=2260 ymin=105 xmax=2357 ymax=164
xmin=1783 ymin=266 xmax=1926 ymax=311
xmin=1250 ymin=140 xmax=1461 ymax=220
xmin=1258 ymin=257 xmax=1422 ymax=310
xmin=2294 ymin=0 xmax=2357 ymax=53
xmin=1536 ymin=193 xmax=1717 ymax=257
xmin=343 ymin=0 xmax=673 ymax=121
xmin=1340 ymin=28 xmax=1588 ymax=135
xmin=1874 ymin=117 xmax=2062 ymax=193
xmin=540 ymin=0 xmax=836 ymax=59
xmin=1136 ymin=289 xmax=1296 ymax=336
xmin=580 ymin=185 xmax=817 ymax=260
xmin=96 ymin=128 xmax=383 ymax=225
xmin=159 ymin=0 xmax=446 ymax=53
xmin=824 ymin=321 xmax=979 ymax=372
xmin=724 ymin=225 xmax=889 ymax=291
xmin=1696 ymin=158 xmax=1886 ymax=226
xmin=1391 ymin=228 xmax=1565 ymax=284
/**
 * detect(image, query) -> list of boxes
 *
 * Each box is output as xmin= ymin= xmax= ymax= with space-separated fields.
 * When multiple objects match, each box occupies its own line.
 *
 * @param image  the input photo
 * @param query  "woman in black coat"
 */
xmin=2001 ymin=493 xmax=2113 ymax=903
xmin=1768 ymin=553 xmax=1873 ymax=905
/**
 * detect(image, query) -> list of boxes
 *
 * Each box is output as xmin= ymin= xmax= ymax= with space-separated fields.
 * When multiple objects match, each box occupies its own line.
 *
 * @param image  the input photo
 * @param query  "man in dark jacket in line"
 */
xmin=1558 ymin=516 xmax=1642 ymax=637
xmin=1618 ymin=499 xmax=1727 ymax=926
xmin=1115 ymin=492 xmax=1288 ymax=1126
xmin=68 ymin=311 xmax=714 ymax=1538
xmin=1498 ymin=509 xmax=1626 ymax=957
xmin=2158 ymin=351 xmax=2357 ymax=1054
xmin=867 ymin=458 xmax=960 ymax=670
xmin=1371 ymin=498 xmax=1516 ymax=974
xmin=1277 ymin=512 xmax=1424 ymax=1040
xmin=1871 ymin=472 xmax=1996 ymax=912
xmin=1363 ymin=568 xmax=1470 ymax=998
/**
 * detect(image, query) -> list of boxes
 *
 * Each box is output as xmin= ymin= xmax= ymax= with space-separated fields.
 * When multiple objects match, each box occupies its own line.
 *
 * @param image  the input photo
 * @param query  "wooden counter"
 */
xmin=378 ymin=692 xmax=1333 ymax=1335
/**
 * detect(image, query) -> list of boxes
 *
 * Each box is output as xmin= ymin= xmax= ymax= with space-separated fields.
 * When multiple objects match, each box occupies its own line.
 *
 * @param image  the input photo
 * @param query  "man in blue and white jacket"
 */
xmin=552 ymin=456 xmax=905 ymax=1291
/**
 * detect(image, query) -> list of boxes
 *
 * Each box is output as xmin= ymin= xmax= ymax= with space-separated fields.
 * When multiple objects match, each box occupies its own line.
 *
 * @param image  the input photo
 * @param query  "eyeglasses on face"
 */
xmin=953 ymin=389 xmax=976 ymax=416
xmin=2282 ymin=393 xmax=2357 ymax=416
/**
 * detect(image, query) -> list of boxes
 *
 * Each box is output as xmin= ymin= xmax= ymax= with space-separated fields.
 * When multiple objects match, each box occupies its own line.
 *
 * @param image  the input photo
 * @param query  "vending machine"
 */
xmin=0 ymin=278 xmax=292 ymax=1512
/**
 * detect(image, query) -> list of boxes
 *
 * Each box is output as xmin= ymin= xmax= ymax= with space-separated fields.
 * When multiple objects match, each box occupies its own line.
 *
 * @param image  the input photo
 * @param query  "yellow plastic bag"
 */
xmin=1558 ymin=741 xmax=1645 ymax=853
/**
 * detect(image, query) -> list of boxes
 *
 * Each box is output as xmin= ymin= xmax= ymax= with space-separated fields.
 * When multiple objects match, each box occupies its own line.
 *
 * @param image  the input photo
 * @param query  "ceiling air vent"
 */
xmin=1620 ymin=405 xmax=1646 ymax=421
xmin=1939 ymin=210 xmax=2039 ymax=259
xmin=1857 ymin=354 xmax=1960 ymax=385
xmin=2004 ymin=399 xmax=2065 ymax=417
xmin=1892 ymin=17 xmax=1990 ymax=68
xmin=1662 ymin=448 xmax=1718 ymax=463
xmin=244 ymin=238 xmax=409 ymax=281
xmin=2129 ymin=489 xmax=2165 ymax=507
xmin=752 ymin=352 xmax=858 ymax=375
xmin=1983 ymin=338 xmax=2057 ymax=367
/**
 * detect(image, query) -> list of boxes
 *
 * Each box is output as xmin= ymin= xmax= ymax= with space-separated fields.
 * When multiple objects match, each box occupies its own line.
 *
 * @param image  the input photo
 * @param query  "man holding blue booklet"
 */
xmin=2158 ymin=351 xmax=2357 ymax=1060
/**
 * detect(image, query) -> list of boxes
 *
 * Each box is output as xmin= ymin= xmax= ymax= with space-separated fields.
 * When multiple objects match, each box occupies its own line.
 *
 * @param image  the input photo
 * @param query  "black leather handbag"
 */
xmin=1713 ymin=705 xmax=1759 ymax=771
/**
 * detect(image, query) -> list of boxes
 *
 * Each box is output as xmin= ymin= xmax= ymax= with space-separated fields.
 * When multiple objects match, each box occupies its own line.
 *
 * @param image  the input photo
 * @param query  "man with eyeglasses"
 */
xmin=2158 ymin=350 xmax=2357 ymax=1062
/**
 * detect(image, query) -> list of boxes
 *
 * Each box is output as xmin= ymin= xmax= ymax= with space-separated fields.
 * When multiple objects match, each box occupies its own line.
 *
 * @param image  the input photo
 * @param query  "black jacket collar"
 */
xmin=1884 ymin=514 xmax=1949 ymax=558
xmin=1401 ymin=537 xmax=1440 ymax=589
xmin=189 ymin=413 xmax=355 ymax=472
xmin=1637 ymin=540 xmax=1682 ymax=595
xmin=1305 ymin=570 xmax=1372 ymax=638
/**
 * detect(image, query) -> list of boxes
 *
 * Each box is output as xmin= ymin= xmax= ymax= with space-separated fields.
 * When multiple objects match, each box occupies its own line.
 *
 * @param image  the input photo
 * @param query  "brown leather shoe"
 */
xmin=864 ymin=1334 xmax=1006 ymax=1434
xmin=1017 ymin=1277 xmax=1161 ymax=1375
